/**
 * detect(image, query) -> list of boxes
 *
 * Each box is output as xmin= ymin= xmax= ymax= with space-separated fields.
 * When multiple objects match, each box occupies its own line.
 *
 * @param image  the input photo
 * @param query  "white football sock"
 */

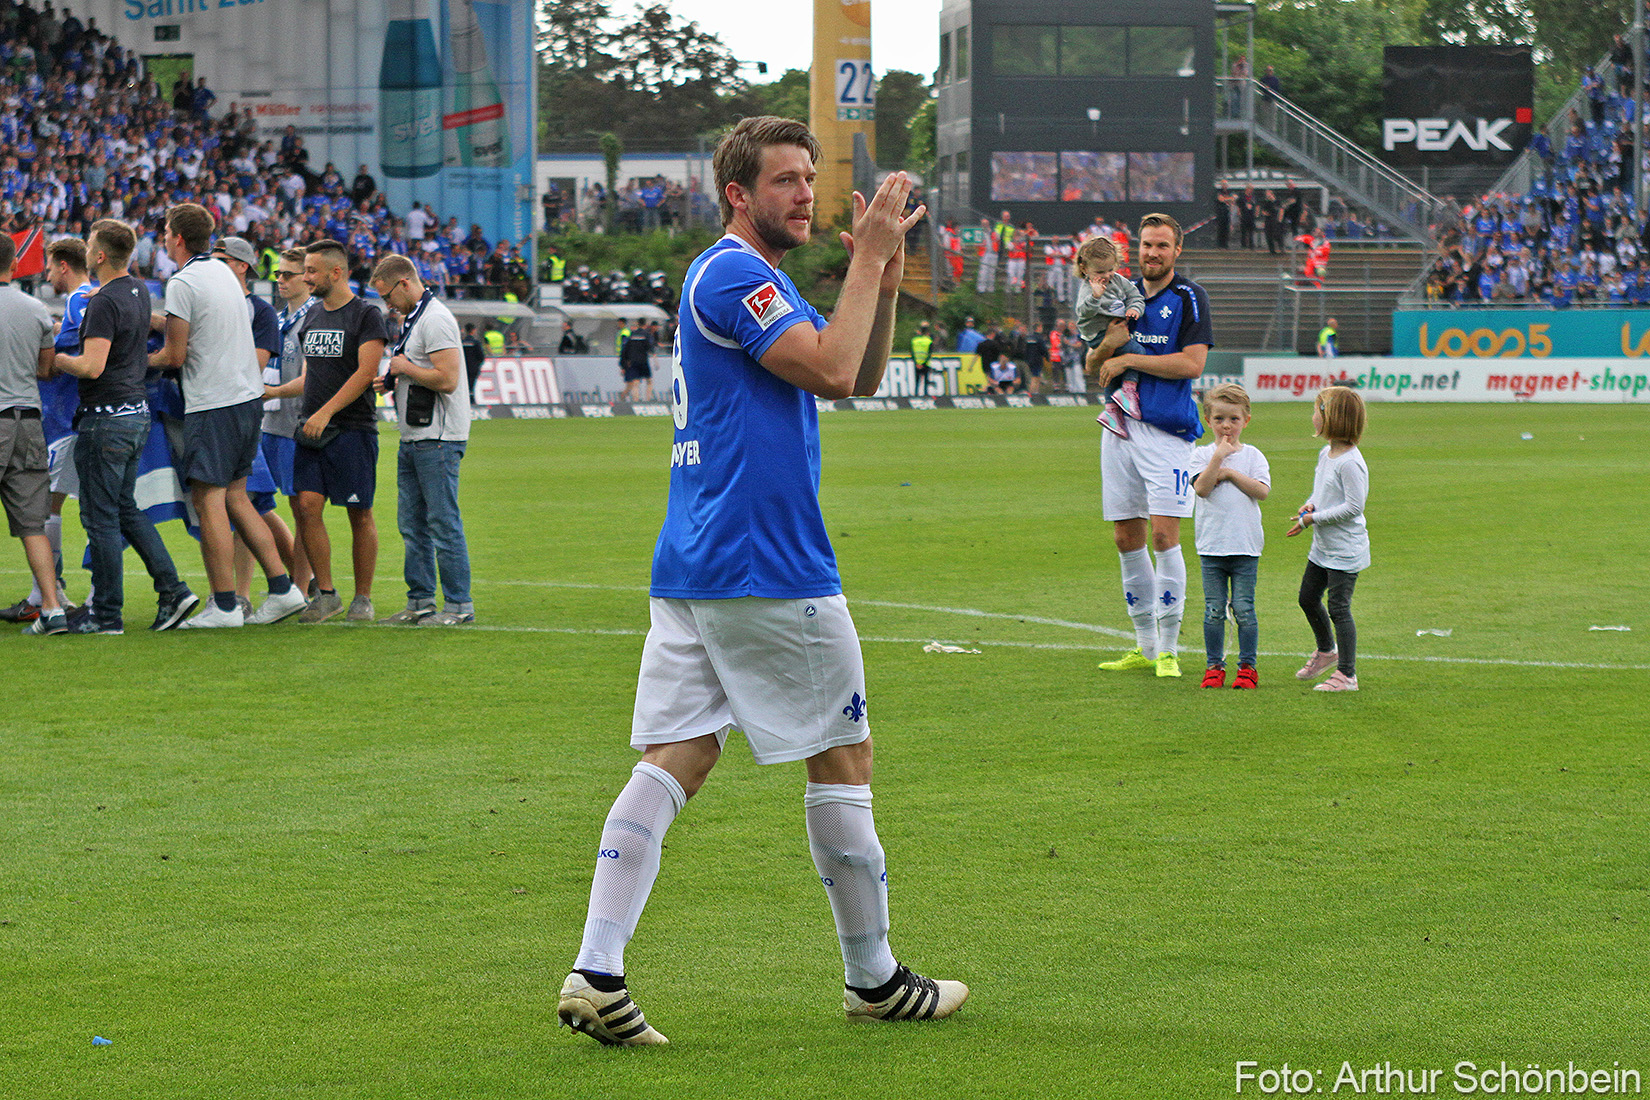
xmin=805 ymin=783 xmax=898 ymax=990
xmin=574 ymin=761 xmax=686 ymax=977
xmin=1154 ymin=543 xmax=1187 ymax=655
xmin=1119 ymin=547 xmax=1158 ymax=657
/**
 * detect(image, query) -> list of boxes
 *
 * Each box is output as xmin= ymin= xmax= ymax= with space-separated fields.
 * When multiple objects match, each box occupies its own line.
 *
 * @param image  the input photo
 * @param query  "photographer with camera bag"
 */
xmin=371 ymin=254 xmax=474 ymax=626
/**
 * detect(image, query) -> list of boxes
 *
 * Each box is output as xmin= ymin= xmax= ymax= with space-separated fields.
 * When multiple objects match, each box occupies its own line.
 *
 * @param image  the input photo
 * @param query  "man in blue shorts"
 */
xmin=148 ymin=203 xmax=306 ymax=629
xmin=1091 ymin=213 xmax=1211 ymax=678
xmin=557 ymin=116 xmax=967 ymax=1047
xmin=292 ymin=239 xmax=386 ymax=624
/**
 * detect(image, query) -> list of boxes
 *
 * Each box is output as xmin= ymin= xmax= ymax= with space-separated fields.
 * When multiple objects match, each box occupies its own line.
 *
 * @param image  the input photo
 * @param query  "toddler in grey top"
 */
xmin=1074 ymin=235 xmax=1146 ymax=437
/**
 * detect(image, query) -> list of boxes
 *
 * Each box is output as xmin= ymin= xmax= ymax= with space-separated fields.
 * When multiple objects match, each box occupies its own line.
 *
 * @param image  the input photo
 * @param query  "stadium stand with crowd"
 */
xmin=0 ymin=0 xmax=531 ymax=300
xmin=1424 ymin=31 xmax=1650 ymax=306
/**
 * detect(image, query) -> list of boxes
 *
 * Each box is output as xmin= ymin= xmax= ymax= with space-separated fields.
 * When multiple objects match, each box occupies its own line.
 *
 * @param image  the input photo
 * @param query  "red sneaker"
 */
xmin=1200 ymin=667 xmax=1226 ymax=688
xmin=1232 ymin=666 xmax=1258 ymax=690
xmin=0 ymin=598 xmax=40 ymax=623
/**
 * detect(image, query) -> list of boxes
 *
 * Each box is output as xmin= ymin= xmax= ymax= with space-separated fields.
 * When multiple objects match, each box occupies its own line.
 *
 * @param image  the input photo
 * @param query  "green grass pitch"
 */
xmin=2 ymin=402 xmax=1645 ymax=1099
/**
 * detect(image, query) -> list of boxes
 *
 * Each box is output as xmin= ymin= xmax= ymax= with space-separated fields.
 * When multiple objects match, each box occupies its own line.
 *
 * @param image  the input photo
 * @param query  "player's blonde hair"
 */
xmin=1074 ymin=235 xmax=1118 ymax=278
xmin=1203 ymin=382 xmax=1252 ymax=416
xmin=1315 ymin=385 xmax=1365 ymax=445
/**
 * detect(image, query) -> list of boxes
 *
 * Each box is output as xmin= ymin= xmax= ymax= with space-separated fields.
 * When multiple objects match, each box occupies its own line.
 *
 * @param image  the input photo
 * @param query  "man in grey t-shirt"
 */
xmin=369 ymin=254 xmax=474 ymax=625
xmin=0 ymin=233 xmax=69 ymax=634
xmin=149 ymin=203 xmax=305 ymax=628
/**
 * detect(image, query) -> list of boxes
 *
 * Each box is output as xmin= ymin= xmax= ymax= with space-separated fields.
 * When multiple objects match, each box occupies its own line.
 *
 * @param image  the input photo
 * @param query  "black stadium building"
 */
xmin=936 ymin=0 xmax=1218 ymax=236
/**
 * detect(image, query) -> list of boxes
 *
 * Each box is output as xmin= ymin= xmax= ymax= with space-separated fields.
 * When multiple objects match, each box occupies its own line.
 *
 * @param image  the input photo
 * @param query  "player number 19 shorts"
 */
xmin=632 ymin=595 xmax=871 ymax=765
xmin=1101 ymin=418 xmax=1196 ymax=521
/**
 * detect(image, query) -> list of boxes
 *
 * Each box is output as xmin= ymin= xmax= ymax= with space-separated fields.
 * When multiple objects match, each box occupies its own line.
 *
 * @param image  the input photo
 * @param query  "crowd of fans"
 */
xmin=1425 ymin=31 xmax=1650 ymax=306
xmin=565 ymin=177 xmax=719 ymax=234
xmin=0 ymin=0 xmax=531 ymax=301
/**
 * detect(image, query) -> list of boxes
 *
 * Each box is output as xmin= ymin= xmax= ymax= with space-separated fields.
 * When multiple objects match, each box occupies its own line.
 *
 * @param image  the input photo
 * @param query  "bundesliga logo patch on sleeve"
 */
xmin=741 ymin=282 xmax=794 ymax=330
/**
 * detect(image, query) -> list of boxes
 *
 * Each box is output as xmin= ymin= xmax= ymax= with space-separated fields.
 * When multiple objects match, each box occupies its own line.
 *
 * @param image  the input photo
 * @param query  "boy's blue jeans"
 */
xmin=1201 ymin=554 xmax=1259 ymax=668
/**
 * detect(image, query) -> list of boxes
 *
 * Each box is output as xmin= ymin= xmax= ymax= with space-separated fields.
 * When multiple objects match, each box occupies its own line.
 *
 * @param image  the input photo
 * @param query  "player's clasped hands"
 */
xmin=840 ymin=172 xmax=926 ymax=268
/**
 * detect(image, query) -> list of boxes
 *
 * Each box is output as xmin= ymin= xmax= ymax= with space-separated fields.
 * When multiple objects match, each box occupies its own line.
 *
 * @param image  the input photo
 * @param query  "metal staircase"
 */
xmin=1219 ymin=78 xmax=1442 ymax=244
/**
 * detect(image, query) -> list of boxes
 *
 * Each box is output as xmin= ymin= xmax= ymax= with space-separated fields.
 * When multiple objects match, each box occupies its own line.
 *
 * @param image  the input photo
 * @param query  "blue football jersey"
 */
xmin=650 ymin=235 xmax=839 ymax=600
xmin=41 ymin=282 xmax=93 ymax=442
xmin=1127 ymin=274 xmax=1212 ymax=441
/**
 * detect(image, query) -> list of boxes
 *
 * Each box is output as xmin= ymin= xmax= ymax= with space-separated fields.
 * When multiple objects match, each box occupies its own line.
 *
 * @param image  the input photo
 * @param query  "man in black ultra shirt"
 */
xmin=52 ymin=218 xmax=198 ymax=633
xmin=290 ymin=239 xmax=387 ymax=623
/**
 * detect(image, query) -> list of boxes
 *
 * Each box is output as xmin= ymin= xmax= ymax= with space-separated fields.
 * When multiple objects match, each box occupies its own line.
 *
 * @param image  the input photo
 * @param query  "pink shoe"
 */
xmin=1295 ymin=650 xmax=1337 ymax=680
xmin=1114 ymin=377 xmax=1142 ymax=420
xmin=1096 ymin=400 xmax=1130 ymax=438
xmin=1313 ymin=670 xmax=1359 ymax=692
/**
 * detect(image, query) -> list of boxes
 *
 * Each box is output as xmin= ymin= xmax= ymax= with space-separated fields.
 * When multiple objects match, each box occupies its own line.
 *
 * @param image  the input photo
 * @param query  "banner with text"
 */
xmin=1381 ymin=46 xmax=1531 ymax=168
xmin=1393 ymin=309 xmax=1650 ymax=360
xmin=1244 ymin=357 xmax=1650 ymax=403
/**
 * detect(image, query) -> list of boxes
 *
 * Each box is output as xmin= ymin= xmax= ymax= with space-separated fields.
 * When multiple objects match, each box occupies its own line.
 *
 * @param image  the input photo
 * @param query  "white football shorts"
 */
xmin=632 ymin=595 xmax=871 ymax=765
xmin=1101 ymin=419 xmax=1196 ymax=520
xmin=47 ymin=433 xmax=79 ymax=497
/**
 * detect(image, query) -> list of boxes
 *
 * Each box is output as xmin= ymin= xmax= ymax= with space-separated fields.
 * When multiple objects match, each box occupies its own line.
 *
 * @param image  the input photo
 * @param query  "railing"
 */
xmin=1269 ymin=280 xmax=1416 ymax=353
xmin=1218 ymin=77 xmax=1443 ymax=244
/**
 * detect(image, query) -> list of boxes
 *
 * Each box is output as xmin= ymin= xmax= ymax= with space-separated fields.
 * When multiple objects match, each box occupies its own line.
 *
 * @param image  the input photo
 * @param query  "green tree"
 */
xmin=538 ymin=0 xmax=746 ymax=149
xmin=1253 ymin=0 xmax=1634 ymax=149
xmin=741 ymin=68 xmax=810 ymax=124
xmin=873 ymin=70 xmax=931 ymax=169
xmin=906 ymin=98 xmax=937 ymax=180
xmin=600 ymin=131 xmax=623 ymax=231
xmin=1253 ymin=0 xmax=1424 ymax=149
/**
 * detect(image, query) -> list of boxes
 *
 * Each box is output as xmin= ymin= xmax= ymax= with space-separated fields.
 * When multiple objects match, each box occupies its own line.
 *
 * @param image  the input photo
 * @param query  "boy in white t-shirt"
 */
xmin=1190 ymin=383 xmax=1270 ymax=688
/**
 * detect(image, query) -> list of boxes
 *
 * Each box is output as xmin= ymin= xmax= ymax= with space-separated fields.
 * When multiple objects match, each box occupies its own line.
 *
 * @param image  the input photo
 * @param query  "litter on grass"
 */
xmin=1521 ymin=432 xmax=1534 ymax=440
xmin=923 ymin=641 xmax=982 ymax=654
xmin=92 ymin=1037 xmax=112 ymax=1046
xmin=1416 ymin=628 xmax=1453 ymax=637
xmin=1588 ymin=625 xmax=1631 ymax=632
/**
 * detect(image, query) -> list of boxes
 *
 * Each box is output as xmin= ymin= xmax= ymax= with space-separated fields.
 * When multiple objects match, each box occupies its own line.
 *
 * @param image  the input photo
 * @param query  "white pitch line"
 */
xmin=857 ymin=598 xmax=1135 ymax=639
xmin=4 ymin=570 xmax=1642 ymax=670
xmin=385 ymin=623 xmax=1650 ymax=671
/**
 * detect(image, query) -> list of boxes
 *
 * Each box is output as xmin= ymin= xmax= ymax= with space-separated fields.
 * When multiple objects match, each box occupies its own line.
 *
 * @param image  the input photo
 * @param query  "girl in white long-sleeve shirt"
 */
xmin=1286 ymin=386 xmax=1369 ymax=692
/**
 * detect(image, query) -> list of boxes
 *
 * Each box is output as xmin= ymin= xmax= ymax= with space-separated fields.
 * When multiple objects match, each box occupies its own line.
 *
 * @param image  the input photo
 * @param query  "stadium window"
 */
xmin=1060 ymin=151 xmax=1126 ymax=201
xmin=939 ymin=32 xmax=951 ymax=85
xmin=991 ymin=152 xmax=1058 ymax=202
xmin=1128 ymin=26 xmax=1196 ymax=77
xmin=1127 ymin=152 xmax=1196 ymax=202
xmin=955 ymin=26 xmax=970 ymax=80
xmin=993 ymin=25 xmax=1057 ymax=77
xmin=939 ymin=153 xmax=953 ymax=206
xmin=956 ymin=150 xmax=970 ymax=206
xmin=1060 ymin=26 xmax=1126 ymax=78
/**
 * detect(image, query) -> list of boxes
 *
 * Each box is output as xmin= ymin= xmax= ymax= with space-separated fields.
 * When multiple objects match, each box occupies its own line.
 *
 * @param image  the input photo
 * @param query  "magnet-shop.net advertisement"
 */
xmin=1242 ymin=358 xmax=1650 ymax=402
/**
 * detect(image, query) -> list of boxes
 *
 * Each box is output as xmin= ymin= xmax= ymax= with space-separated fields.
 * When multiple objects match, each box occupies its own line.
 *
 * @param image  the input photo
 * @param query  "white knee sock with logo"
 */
xmin=805 ymin=782 xmax=898 ymax=990
xmin=574 ymin=761 xmax=685 ymax=976
xmin=1155 ymin=543 xmax=1187 ymax=655
xmin=1119 ymin=547 xmax=1158 ymax=657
